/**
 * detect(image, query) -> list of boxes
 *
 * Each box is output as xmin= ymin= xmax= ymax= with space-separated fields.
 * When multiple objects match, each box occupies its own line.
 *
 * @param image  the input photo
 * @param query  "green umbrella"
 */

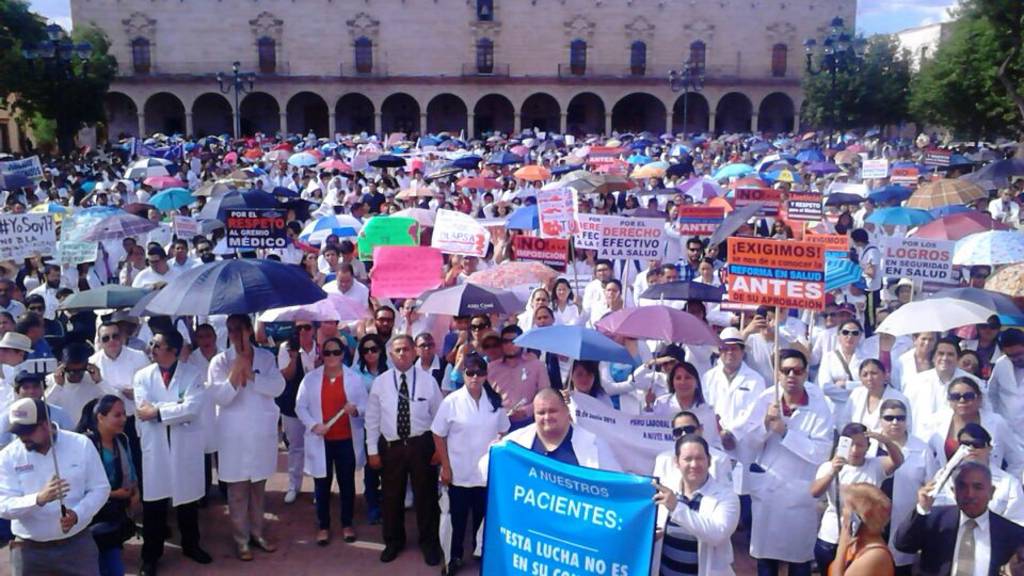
xmin=58 ymin=285 xmax=152 ymax=311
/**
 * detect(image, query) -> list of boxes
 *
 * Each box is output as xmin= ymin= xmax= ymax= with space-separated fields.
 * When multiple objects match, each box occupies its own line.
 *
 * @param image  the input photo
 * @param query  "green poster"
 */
xmin=357 ymin=216 xmax=419 ymax=260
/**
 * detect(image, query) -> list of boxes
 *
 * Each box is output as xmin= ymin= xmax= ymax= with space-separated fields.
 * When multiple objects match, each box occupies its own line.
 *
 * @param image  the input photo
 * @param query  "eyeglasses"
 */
xmin=672 ymin=425 xmax=698 ymax=438
xmin=501 ymin=338 xmax=517 ymax=344
xmin=948 ymin=391 xmax=978 ymax=403
xmin=65 ymin=368 xmax=86 ymax=376
xmin=361 ymin=346 xmax=379 ymax=354
xmin=880 ymin=414 xmax=907 ymax=422
xmin=149 ymin=341 xmax=167 ymax=350
xmin=100 ymin=334 xmax=120 ymax=342
xmin=416 ymin=342 xmax=434 ymax=349
xmin=470 ymin=323 xmax=490 ymax=331
xmin=959 ymin=438 xmax=989 ymax=449
xmin=465 ymin=369 xmax=487 ymax=377
xmin=322 ymin=349 xmax=344 ymax=357
xmin=296 ymin=325 xmax=313 ymax=332
xmin=822 ymin=312 xmax=836 ymax=318
xmin=483 ymin=341 xmax=501 ymax=349
xmin=840 ymin=329 xmax=862 ymax=337
xmin=780 ymin=367 xmax=806 ymax=376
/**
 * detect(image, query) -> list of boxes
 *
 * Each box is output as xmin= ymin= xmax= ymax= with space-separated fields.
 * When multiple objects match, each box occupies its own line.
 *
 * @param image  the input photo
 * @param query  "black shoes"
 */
xmin=423 ymin=546 xmax=442 ymax=567
xmin=183 ymin=546 xmax=213 ymax=564
xmin=445 ymin=557 xmax=464 ymax=575
xmin=139 ymin=562 xmax=158 ymax=576
xmin=380 ymin=546 xmax=401 ymax=563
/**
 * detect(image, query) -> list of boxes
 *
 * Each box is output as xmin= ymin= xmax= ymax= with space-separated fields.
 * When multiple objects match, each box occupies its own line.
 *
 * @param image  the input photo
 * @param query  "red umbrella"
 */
xmin=911 ymin=211 xmax=1011 ymax=241
xmin=318 ymin=158 xmax=353 ymax=173
xmin=456 ymin=176 xmax=501 ymax=190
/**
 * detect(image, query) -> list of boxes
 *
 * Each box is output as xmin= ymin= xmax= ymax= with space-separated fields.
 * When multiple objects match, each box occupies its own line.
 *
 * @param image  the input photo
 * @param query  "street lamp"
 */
xmin=21 ymin=23 xmax=93 ymax=152
xmin=669 ymin=59 xmax=705 ymax=137
xmin=803 ymin=16 xmax=866 ymax=143
xmin=217 ymin=61 xmax=255 ymax=138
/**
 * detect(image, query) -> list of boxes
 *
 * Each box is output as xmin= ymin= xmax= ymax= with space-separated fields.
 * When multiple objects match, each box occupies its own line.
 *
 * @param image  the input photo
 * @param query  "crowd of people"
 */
xmin=0 ymin=126 xmax=1024 ymax=576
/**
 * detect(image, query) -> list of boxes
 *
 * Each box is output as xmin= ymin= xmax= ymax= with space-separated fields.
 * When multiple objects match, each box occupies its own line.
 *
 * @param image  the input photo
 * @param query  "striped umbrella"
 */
xmin=906 ymin=178 xmax=987 ymax=209
xmin=299 ymin=214 xmax=363 ymax=244
xmin=825 ymin=257 xmax=863 ymax=292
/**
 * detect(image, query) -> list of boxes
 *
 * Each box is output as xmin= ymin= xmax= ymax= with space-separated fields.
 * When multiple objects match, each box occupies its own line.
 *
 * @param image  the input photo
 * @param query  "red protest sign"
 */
xmin=734 ymin=187 xmax=782 ymax=215
xmin=512 ymin=236 xmax=568 ymax=271
xmin=803 ymin=232 xmax=850 ymax=254
xmin=726 ymin=237 xmax=826 ymax=310
xmin=676 ymin=206 xmax=725 ymax=235
xmin=890 ymin=166 xmax=920 ymax=186
xmin=924 ymin=148 xmax=951 ymax=167
xmin=369 ymin=246 xmax=443 ymax=298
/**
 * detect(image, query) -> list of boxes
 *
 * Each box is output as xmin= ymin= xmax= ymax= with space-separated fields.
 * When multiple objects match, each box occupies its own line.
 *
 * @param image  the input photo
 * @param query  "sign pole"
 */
xmin=773 ymin=305 xmax=781 ymax=406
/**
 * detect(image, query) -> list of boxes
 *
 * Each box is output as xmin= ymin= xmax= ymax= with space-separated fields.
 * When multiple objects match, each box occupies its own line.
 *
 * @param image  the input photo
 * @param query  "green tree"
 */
xmin=0 ymin=0 xmax=117 ymax=153
xmin=801 ymin=35 xmax=913 ymax=134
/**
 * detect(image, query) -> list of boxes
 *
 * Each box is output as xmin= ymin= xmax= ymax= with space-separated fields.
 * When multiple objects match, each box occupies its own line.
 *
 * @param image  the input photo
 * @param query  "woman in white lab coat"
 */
xmin=816 ymin=319 xmax=865 ymax=414
xmin=649 ymin=361 xmax=722 ymax=450
xmin=295 ymin=336 xmax=367 ymax=546
xmin=208 ymin=314 xmax=286 ymax=560
xmin=837 ymin=359 xmax=912 ymax=432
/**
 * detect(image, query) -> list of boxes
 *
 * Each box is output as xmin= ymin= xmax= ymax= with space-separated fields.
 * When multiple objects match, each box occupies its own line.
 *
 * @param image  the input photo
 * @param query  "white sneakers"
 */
xmin=284 ymin=489 xmax=297 ymax=504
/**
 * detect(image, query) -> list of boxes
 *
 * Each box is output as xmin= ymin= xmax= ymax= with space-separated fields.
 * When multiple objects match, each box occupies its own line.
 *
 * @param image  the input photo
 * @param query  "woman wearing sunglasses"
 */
xmin=354 ymin=333 xmax=389 ymax=526
xmin=295 ymin=336 xmax=368 ymax=546
xmin=875 ymin=399 xmax=936 ymax=575
xmin=838 ymin=359 xmax=911 ymax=432
xmin=817 ymin=319 xmax=866 ymax=414
xmin=918 ymin=376 xmax=1024 ymax=478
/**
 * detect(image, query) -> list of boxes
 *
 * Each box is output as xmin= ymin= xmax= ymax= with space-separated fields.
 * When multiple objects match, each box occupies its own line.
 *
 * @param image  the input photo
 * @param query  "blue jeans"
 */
xmin=756 ymin=559 xmax=812 ymax=576
xmin=98 ymin=546 xmax=125 ymax=576
xmin=315 ymin=438 xmax=357 ymax=530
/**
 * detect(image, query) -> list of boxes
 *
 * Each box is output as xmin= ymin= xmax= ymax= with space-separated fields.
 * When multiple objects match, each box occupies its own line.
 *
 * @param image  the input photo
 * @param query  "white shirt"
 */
xmin=987 ymin=356 xmax=1024 ymax=434
xmin=322 ymin=278 xmax=370 ymax=305
xmin=815 ymin=457 xmax=888 ymax=543
xmin=0 ymin=428 xmax=110 ymax=541
xmin=431 ymin=386 xmax=510 ymax=487
xmin=89 ymin=346 xmax=150 ymax=416
xmin=131 ymin=265 xmax=181 ymax=289
xmin=364 ymin=365 xmax=442 ymax=456
xmin=27 ymin=283 xmax=60 ymax=320
xmin=44 ymin=373 xmax=115 ymax=424
xmin=953 ymin=510 xmax=990 ymax=576
xmin=704 ymin=361 xmax=767 ymax=432
xmin=277 ymin=341 xmax=318 ymax=374
xmin=905 ymin=368 xmax=980 ymax=436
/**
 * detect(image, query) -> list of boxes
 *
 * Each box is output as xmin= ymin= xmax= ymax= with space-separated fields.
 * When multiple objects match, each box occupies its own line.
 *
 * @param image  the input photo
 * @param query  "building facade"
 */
xmin=70 ymin=0 xmax=855 ymax=140
xmin=895 ymin=21 xmax=956 ymax=71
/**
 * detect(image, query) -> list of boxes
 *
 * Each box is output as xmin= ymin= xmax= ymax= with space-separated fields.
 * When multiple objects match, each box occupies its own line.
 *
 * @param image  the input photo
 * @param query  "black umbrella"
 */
xmin=708 ymin=202 xmax=766 ymax=246
xmin=824 ymin=193 xmax=866 ymax=207
xmin=58 ymin=285 xmax=151 ymax=311
xmin=666 ymin=162 xmax=694 ymax=178
xmin=369 ymin=154 xmax=406 ymax=169
xmin=641 ymin=281 xmax=725 ymax=302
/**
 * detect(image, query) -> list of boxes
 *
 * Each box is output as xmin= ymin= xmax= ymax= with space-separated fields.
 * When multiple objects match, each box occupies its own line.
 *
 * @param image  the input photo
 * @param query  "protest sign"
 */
xmin=0 ymin=156 xmax=44 ymax=182
xmin=512 ymin=236 xmax=568 ymax=271
xmin=590 ymin=215 xmax=666 ymax=260
xmin=924 ymin=148 xmax=952 ymax=167
xmin=825 ymin=182 xmax=869 ymax=197
xmin=431 ymin=208 xmax=490 ymax=257
xmin=57 ymin=215 xmax=97 ymax=265
xmin=880 ymin=237 xmax=956 ymax=285
xmin=0 ymin=214 xmax=56 ymax=260
xmin=571 ymin=393 xmax=672 ymax=475
xmin=573 ymin=213 xmax=603 ymax=250
xmin=537 ymin=186 xmax=578 ymax=239
xmin=804 ymin=232 xmax=850 ymax=255
xmin=369 ymin=246 xmax=443 ymax=298
xmin=482 ymin=442 xmax=656 ymax=576
xmin=225 ymin=209 xmax=288 ymax=249
xmin=357 ymin=216 xmax=418 ymax=260
xmin=786 ymin=192 xmax=824 ymax=222
xmin=675 ymin=206 xmax=725 ymax=235
xmin=727 ymin=237 xmax=826 ymax=310
xmin=734 ymin=187 xmax=781 ymax=215
xmin=172 ymin=215 xmax=199 ymax=239
xmin=890 ymin=166 xmax=920 ymax=185
xmin=861 ymin=158 xmax=889 ymax=179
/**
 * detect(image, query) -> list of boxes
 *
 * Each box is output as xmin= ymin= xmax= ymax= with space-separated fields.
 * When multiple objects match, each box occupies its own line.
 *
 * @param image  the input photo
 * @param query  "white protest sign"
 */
xmin=861 ymin=158 xmax=889 ymax=179
xmin=58 ymin=215 xmax=98 ymax=265
xmin=825 ymin=182 xmax=869 ymax=197
xmin=880 ymin=237 xmax=956 ymax=285
xmin=0 ymin=156 xmax=44 ymax=182
xmin=0 ymin=214 xmax=56 ymax=260
xmin=593 ymin=214 xmax=667 ymax=260
xmin=172 ymin=215 xmax=199 ymax=239
xmin=570 ymin=392 xmax=673 ymax=475
xmin=536 ymin=186 xmax=577 ymax=239
xmin=573 ymin=213 xmax=603 ymax=250
xmin=430 ymin=209 xmax=490 ymax=257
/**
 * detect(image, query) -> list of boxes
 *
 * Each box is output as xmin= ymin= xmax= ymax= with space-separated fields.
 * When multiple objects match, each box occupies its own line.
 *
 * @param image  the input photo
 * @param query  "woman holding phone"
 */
xmin=829 ymin=483 xmax=896 ymax=575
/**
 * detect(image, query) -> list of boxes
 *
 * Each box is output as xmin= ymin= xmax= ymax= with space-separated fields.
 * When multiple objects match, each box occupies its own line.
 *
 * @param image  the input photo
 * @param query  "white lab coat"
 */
xmin=836 ymin=385 xmax=912 ymax=432
xmin=481 ymin=423 xmax=621 ymax=478
xmin=133 ymin=361 xmax=206 ymax=505
xmin=651 ymin=476 xmax=740 ymax=576
xmin=916 ymin=408 xmax=1024 ymax=478
xmin=734 ymin=386 xmax=834 ymax=563
xmin=207 ymin=347 xmax=286 ymax=483
xmin=295 ymin=366 xmax=368 ymax=477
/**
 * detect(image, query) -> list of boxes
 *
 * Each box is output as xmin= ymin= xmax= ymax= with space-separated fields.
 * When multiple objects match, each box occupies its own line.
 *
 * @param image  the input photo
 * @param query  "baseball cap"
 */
xmin=7 ymin=397 xmax=46 ymax=435
xmin=0 ymin=332 xmax=33 ymax=353
xmin=719 ymin=327 xmax=745 ymax=346
xmin=12 ymin=371 xmax=42 ymax=390
xmin=836 ymin=303 xmax=856 ymax=315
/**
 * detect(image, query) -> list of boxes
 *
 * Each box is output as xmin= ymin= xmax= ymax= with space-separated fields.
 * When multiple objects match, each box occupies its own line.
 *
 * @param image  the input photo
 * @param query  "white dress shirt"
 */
xmin=365 ymin=365 xmax=442 ymax=456
xmin=131 ymin=265 xmax=181 ymax=289
xmin=89 ymin=346 xmax=150 ymax=416
xmin=44 ymin=373 xmax=116 ymax=424
xmin=431 ymin=386 xmax=510 ymax=487
xmin=953 ymin=510 xmax=990 ymax=576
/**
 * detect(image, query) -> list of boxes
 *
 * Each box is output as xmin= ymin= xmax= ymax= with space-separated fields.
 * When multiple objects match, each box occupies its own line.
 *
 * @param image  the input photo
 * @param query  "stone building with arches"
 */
xmin=71 ymin=0 xmax=855 ymax=140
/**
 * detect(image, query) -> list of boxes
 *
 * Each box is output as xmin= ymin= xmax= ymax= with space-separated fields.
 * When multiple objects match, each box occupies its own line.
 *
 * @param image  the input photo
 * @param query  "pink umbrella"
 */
xmin=596 ymin=305 xmax=720 ymax=345
xmin=466 ymin=261 xmax=559 ymax=289
xmin=223 ymin=151 xmax=239 ymax=165
xmin=317 ymin=158 xmax=353 ymax=173
xmin=510 ymin=145 xmax=530 ymax=157
xmin=143 ymin=175 xmax=186 ymax=190
xmin=911 ymin=211 xmax=1011 ymax=241
xmin=676 ymin=177 xmax=724 ymax=202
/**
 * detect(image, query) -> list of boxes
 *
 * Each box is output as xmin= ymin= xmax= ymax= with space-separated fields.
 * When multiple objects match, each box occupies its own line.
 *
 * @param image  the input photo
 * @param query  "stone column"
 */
xmin=185 ymin=113 xmax=194 ymax=137
xmin=559 ymin=112 xmax=567 ymax=135
xmin=137 ymin=114 xmax=145 ymax=138
xmin=418 ymin=113 xmax=426 ymax=137
xmin=665 ymin=112 xmax=673 ymax=136
xmin=279 ymin=112 xmax=288 ymax=137
xmin=329 ymin=112 xmax=337 ymax=138
xmin=708 ymin=113 xmax=716 ymax=135
xmin=604 ymin=113 xmax=612 ymax=137
xmin=750 ymin=113 xmax=759 ymax=133
xmin=374 ymin=112 xmax=383 ymax=136
xmin=513 ymin=113 xmax=521 ymax=134
xmin=467 ymin=115 xmax=475 ymax=140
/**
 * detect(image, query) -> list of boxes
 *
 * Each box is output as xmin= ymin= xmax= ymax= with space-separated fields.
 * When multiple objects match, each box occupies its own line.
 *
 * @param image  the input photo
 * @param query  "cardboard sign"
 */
xmin=861 ymin=158 xmax=889 ymax=179
xmin=573 ymin=213 xmax=604 ymax=250
xmin=890 ymin=167 xmax=920 ymax=186
xmin=357 ymin=216 xmax=418 ymax=260
xmin=583 ymin=214 xmax=667 ymax=260
xmin=880 ymin=237 xmax=956 ymax=285
xmin=803 ymin=232 xmax=850 ymax=255
xmin=786 ymin=193 xmax=824 ymax=222
xmin=172 ymin=215 xmax=199 ymax=240
xmin=537 ymin=186 xmax=578 ymax=239
xmin=431 ymin=209 xmax=490 ymax=257
xmin=924 ymin=149 xmax=952 ymax=167
xmin=676 ymin=206 xmax=725 ymax=235
xmin=734 ymin=187 xmax=781 ymax=215
xmin=0 ymin=214 xmax=56 ymax=260
xmin=225 ymin=209 xmax=287 ymax=249
xmin=512 ymin=236 xmax=568 ymax=271
xmin=369 ymin=246 xmax=443 ymax=298
xmin=0 ymin=156 xmax=44 ymax=182
xmin=57 ymin=215 xmax=97 ymax=265
xmin=726 ymin=237 xmax=826 ymax=310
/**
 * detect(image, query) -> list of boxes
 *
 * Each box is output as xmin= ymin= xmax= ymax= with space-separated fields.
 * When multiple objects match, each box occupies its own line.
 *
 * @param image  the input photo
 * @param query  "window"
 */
xmin=771 ymin=43 xmax=787 ymax=77
xmin=476 ymin=38 xmax=494 ymax=74
xmin=257 ymin=37 xmax=276 ymax=74
xmin=477 ymin=0 xmax=493 ymax=21
xmin=570 ymin=39 xmax=587 ymax=75
xmin=689 ymin=40 xmax=706 ymax=71
xmin=355 ymin=37 xmax=373 ymax=74
xmin=630 ymin=41 xmax=647 ymax=76
xmin=131 ymin=37 xmax=151 ymax=74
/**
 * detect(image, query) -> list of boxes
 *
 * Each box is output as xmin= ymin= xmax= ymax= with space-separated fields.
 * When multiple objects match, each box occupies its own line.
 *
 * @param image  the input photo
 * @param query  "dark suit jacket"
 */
xmin=894 ymin=505 xmax=1024 ymax=576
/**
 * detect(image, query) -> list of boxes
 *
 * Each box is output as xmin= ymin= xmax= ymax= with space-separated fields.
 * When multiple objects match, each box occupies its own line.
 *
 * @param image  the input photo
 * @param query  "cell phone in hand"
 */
xmin=849 ymin=511 xmax=862 ymax=537
xmin=836 ymin=436 xmax=854 ymax=461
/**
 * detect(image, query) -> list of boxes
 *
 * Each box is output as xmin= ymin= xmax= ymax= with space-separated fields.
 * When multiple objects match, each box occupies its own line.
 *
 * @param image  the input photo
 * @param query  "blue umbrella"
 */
xmin=149 ymin=187 xmax=196 ymax=212
xmin=200 ymin=189 xmax=279 ymax=222
xmin=550 ymin=164 xmax=576 ymax=177
xmin=865 ymin=207 xmax=934 ymax=227
xmin=287 ymin=152 xmax=318 ymax=167
xmin=271 ymin=186 xmax=299 ymax=198
xmin=867 ymin=184 xmax=913 ymax=205
xmin=514 ymin=325 xmax=635 ymax=364
xmin=369 ymin=154 xmax=406 ymax=169
xmin=487 ymin=151 xmax=524 ymax=166
xmin=712 ymin=163 xmax=754 ymax=180
xmin=627 ymin=153 xmax=652 ymax=165
xmin=930 ymin=204 xmax=973 ymax=217
xmin=299 ymin=214 xmax=363 ymax=244
xmin=629 ymin=139 xmax=655 ymax=150
xmin=451 ymin=155 xmax=483 ymax=170
xmin=506 ymin=204 xmax=539 ymax=230
xmin=796 ymin=149 xmax=826 ymax=163
xmin=825 ymin=256 xmax=863 ymax=292
xmin=146 ymin=259 xmax=327 ymax=316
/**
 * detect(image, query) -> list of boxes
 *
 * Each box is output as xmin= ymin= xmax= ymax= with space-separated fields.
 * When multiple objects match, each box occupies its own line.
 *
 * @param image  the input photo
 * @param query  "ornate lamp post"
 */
xmin=217 ymin=61 xmax=255 ymax=138
xmin=803 ymin=17 xmax=866 ymax=143
xmin=21 ymin=24 xmax=93 ymax=153
xmin=669 ymin=60 xmax=705 ymax=137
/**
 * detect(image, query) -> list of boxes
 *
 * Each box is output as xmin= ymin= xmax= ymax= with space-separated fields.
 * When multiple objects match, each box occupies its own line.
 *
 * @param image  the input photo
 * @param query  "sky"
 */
xmin=29 ymin=0 xmax=958 ymax=37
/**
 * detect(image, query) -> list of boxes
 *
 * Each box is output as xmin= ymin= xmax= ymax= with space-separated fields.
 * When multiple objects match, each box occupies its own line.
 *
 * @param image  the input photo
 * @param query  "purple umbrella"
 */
xmin=80 ymin=211 xmax=159 ymax=242
xmin=596 ymin=305 xmax=720 ymax=345
xmin=806 ymin=162 xmax=841 ymax=175
xmin=417 ymin=283 xmax=522 ymax=316
xmin=676 ymin=177 xmax=724 ymax=202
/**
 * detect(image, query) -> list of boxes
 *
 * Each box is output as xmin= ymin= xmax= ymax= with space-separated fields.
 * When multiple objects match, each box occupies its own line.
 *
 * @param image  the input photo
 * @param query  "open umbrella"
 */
xmin=426 ymin=167 xmax=463 ymax=181
xmin=417 ymin=283 xmax=522 ymax=316
xmin=708 ymin=202 xmax=766 ymax=245
xmin=451 ymin=156 xmax=483 ymax=170
xmin=906 ymin=179 xmax=987 ymax=209
xmin=931 ymin=287 xmax=1024 ymax=326
xmin=317 ymin=158 xmax=353 ymax=173
xmin=257 ymin=293 xmax=368 ymax=323
xmin=961 ymin=158 xmax=1024 ymax=189
xmin=456 ymin=176 xmax=501 ymax=190
xmin=124 ymin=158 xmax=172 ymax=180
xmin=201 ymin=189 xmax=279 ymax=222
xmin=466 ymin=261 xmax=560 ymax=290
xmin=287 ymin=152 xmax=318 ymax=167
xmin=147 ymin=259 xmax=327 ymax=316
xmin=639 ymin=281 xmax=725 ymax=302
xmin=58 ymin=285 xmax=151 ymax=311
xmin=712 ymin=163 xmax=754 ymax=180
xmin=867 ymin=185 xmax=913 ymax=205
xmin=876 ymin=298 xmax=996 ymax=337
xmin=953 ymin=230 xmax=1024 ymax=266
xmin=986 ymin=263 xmax=1024 ymax=298
xmin=263 ymin=149 xmax=291 ymax=163
xmin=824 ymin=193 xmax=866 ymax=207
xmin=193 ymin=180 xmax=235 ymax=197
xmin=149 ymin=187 xmax=196 ymax=212
xmin=514 ymin=325 xmax=635 ymax=364
xmin=487 ymin=151 xmax=524 ymax=166
xmin=864 ymin=207 xmax=934 ymax=227
xmin=513 ymin=165 xmax=551 ymax=181
xmin=596 ymin=305 xmax=720 ymax=345
xmin=806 ymin=162 xmax=841 ymax=175
xmin=676 ymin=178 xmax=724 ymax=202
xmin=506 ymin=204 xmax=539 ymax=231
xmin=300 ymin=214 xmax=363 ymax=244
xmin=369 ymin=154 xmax=406 ymax=169
xmin=80 ymin=212 xmax=159 ymax=242
xmin=392 ymin=207 xmax=436 ymax=227
xmin=143 ymin=175 xmax=186 ymax=190
xmin=911 ymin=212 xmax=1011 ymax=241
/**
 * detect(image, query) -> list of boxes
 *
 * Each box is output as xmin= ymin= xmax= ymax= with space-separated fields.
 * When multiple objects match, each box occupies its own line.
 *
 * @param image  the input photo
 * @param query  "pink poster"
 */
xmin=370 ymin=246 xmax=443 ymax=298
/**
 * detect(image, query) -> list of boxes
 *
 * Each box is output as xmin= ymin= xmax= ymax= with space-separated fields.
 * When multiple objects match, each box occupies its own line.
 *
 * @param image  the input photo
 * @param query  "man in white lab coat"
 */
xmin=133 ymin=330 xmax=211 ymax=576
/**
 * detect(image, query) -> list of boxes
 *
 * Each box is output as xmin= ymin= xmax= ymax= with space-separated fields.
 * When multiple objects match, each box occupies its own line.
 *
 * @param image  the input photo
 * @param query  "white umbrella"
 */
xmin=875 ymin=298 xmax=995 ymax=337
xmin=953 ymin=230 xmax=1024 ymax=266
xmin=257 ymin=293 xmax=368 ymax=323
xmin=123 ymin=158 xmax=172 ymax=180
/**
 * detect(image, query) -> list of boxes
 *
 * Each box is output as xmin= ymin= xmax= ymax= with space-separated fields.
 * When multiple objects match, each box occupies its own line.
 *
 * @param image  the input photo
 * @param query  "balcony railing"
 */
xmin=339 ymin=63 xmax=390 ymax=77
xmin=556 ymin=63 xmax=790 ymax=80
xmin=118 ymin=60 xmax=289 ymax=77
xmin=461 ymin=62 xmax=510 ymax=77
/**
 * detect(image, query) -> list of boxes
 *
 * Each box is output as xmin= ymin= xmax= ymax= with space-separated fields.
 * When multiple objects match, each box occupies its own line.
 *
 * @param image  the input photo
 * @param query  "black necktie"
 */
xmin=397 ymin=373 xmax=410 ymax=439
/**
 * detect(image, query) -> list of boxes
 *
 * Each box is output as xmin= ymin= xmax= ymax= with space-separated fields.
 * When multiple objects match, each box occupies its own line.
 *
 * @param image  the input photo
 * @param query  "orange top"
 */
xmin=321 ymin=371 xmax=352 ymax=441
xmin=831 ymin=541 xmax=895 ymax=576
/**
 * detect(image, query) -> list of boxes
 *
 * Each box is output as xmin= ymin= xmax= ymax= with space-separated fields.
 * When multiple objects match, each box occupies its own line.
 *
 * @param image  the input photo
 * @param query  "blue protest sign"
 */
xmin=482 ymin=441 xmax=656 ymax=576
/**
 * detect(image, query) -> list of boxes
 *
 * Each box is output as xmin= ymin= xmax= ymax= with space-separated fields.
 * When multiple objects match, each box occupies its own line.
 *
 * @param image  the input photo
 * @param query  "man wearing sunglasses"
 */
xmin=735 ymin=348 xmax=833 ymax=576
xmin=43 ymin=342 xmax=111 ymax=421
xmin=486 ymin=325 xmax=550 ymax=432
xmin=652 ymin=411 xmax=732 ymax=491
